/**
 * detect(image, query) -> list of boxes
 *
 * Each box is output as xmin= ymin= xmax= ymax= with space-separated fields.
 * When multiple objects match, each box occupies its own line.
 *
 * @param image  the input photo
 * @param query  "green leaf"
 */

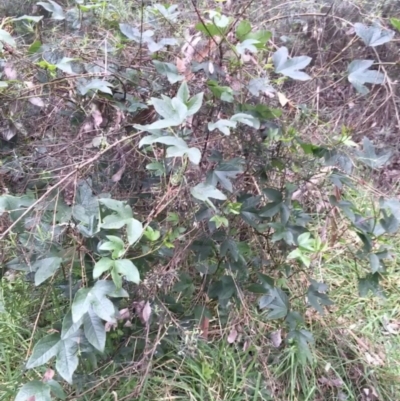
xmin=147 ymin=37 xmax=178 ymax=53
xmin=111 ymin=267 xmax=122 ymax=289
xmin=56 ymin=57 xmax=75 ymax=74
xmin=37 ymin=0 xmax=65 ymax=20
xmin=390 ymin=18 xmax=400 ymax=31
xmin=297 ymin=232 xmax=315 ymax=251
xmin=15 ymin=381 xmax=51 ymax=401
xmin=285 ymin=311 xmax=304 ymax=331
xmin=259 ymin=202 xmax=282 ymax=218
xmin=83 ymin=307 xmax=106 ymax=351
xmin=243 ymin=30 xmax=271 ymax=48
xmin=171 ymin=97 xmax=188 ymax=121
xmin=236 ymin=20 xmax=252 ymax=40
xmin=259 ymin=288 xmax=289 ymax=319
xmin=248 ymin=78 xmax=275 ymax=97
xmin=152 ymin=3 xmax=180 ymax=22
xmin=71 ymin=288 xmax=91 ymax=322
xmin=177 ymin=81 xmax=190 ymax=102
xmin=258 ymin=273 xmax=275 ymax=289
xmin=26 ymin=333 xmax=60 ymax=368
xmin=240 ymin=103 xmax=282 ymax=119
xmin=90 ymin=294 xmax=116 ymax=322
xmin=126 ymin=218 xmax=143 ymax=245
xmin=47 ymin=380 xmax=66 ymax=400
xmin=380 ymin=212 xmax=399 ymax=234
xmin=194 ymin=262 xmax=218 ymax=275
xmin=114 ymin=259 xmax=140 ymax=284
xmin=263 ymin=188 xmax=283 ymax=202
xmin=220 ymin=238 xmax=239 ymax=261
xmin=0 ymin=29 xmax=16 ymax=48
xmin=140 ymin=135 xmax=200 ymax=164
xmin=208 ymin=119 xmax=237 ymax=136
xmin=307 ymin=280 xmax=334 ymax=315
xmin=101 ymin=214 xmax=126 ymax=229
xmin=61 ymin=311 xmax=83 ymax=340
xmin=207 ymin=80 xmax=234 ymax=102
xmin=138 ymin=118 xmax=182 ymax=131
xmin=12 ymin=15 xmax=44 ymax=22
xmin=208 ymin=275 xmax=236 ymax=301
xmin=287 ymin=329 xmax=314 ymax=365
xmin=33 ymin=257 xmax=62 ymax=285
xmin=119 ymin=24 xmax=154 ymax=43
xmin=230 ymin=113 xmax=260 ymax=129
xmin=355 ymin=137 xmax=392 ymax=168
xmin=99 ymin=236 xmax=125 ymax=258
xmin=191 ymin=183 xmax=227 ymax=203
xmin=207 ymin=160 xmax=243 ymax=192
xmin=56 ymin=339 xmax=79 ymax=383
xmin=79 ymin=79 xmax=113 ymax=95
xmin=138 ymin=99 xmax=187 ymax=128
xmin=354 ymin=23 xmax=394 ymax=47
xmin=72 ymin=281 xmax=122 ymax=323
xmin=195 ymin=22 xmax=225 ymax=37
xmin=358 ymin=273 xmax=385 ymax=298
xmin=272 ymin=47 xmax=312 ymax=80
xmin=100 ymin=200 xmax=140 ymax=241
xmin=186 ymin=92 xmax=204 ymax=116
xmin=144 ymin=226 xmax=161 ymax=241
xmin=347 ymin=60 xmax=385 ymax=95
xmin=182 ymin=147 xmax=202 ymax=165
xmin=211 ymin=13 xmax=230 ymax=28
xmin=152 ymin=96 xmax=175 ymax=119
xmin=247 ymin=284 xmax=268 ymax=294
xmin=369 ymin=253 xmax=385 ymax=273
xmin=236 ymin=39 xmax=259 ymax=55
xmin=72 ymin=180 xmax=100 ymax=224
xmin=380 ymin=197 xmax=400 ymax=221
xmin=93 ymin=257 xmax=114 ymax=279
xmin=151 ymin=136 xmax=188 ymax=148
xmin=153 ymin=60 xmax=184 ymax=83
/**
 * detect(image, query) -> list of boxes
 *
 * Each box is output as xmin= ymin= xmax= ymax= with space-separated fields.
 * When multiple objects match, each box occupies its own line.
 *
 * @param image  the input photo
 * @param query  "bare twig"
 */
xmin=0 ymin=131 xmax=143 ymax=240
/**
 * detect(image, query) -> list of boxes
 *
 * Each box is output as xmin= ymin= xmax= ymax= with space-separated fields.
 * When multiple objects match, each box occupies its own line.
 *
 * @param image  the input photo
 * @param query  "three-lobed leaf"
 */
xmin=236 ymin=39 xmax=259 ymax=55
xmin=259 ymin=288 xmax=289 ymax=319
xmin=93 ymin=257 xmax=114 ymax=279
xmin=191 ymin=183 xmax=227 ymax=203
xmin=153 ymin=60 xmax=184 ymax=83
xmin=83 ymin=308 xmax=106 ymax=352
xmin=354 ymin=23 xmax=394 ymax=47
xmin=355 ymin=136 xmax=392 ymax=168
xmin=139 ymin=135 xmax=201 ymax=165
xmin=236 ymin=20 xmax=252 ymax=40
xmin=56 ymin=339 xmax=79 ymax=384
xmin=248 ymin=78 xmax=275 ymax=97
xmin=61 ymin=312 xmax=83 ymax=340
xmin=230 ymin=113 xmax=260 ymax=129
xmin=33 ymin=257 xmax=63 ymax=286
xmin=26 ymin=333 xmax=60 ymax=369
xmin=15 ymin=381 xmax=51 ymax=401
xmin=208 ymin=119 xmax=237 ymax=136
xmin=307 ymin=280 xmax=334 ymax=315
xmin=114 ymin=259 xmax=140 ymax=284
xmin=273 ymin=47 xmax=312 ymax=80
xmin=347 ymin=60 xmax=384 ymax=95
xmin=79 ymin=79 xmax=113 ymax=96
xmin=207 ymin=160 xmax=244 ymax=192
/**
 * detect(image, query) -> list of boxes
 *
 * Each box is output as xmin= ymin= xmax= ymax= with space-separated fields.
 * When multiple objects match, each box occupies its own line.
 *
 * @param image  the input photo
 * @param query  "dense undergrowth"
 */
xmin=1 ymin=1 xmax=400 ymax=400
